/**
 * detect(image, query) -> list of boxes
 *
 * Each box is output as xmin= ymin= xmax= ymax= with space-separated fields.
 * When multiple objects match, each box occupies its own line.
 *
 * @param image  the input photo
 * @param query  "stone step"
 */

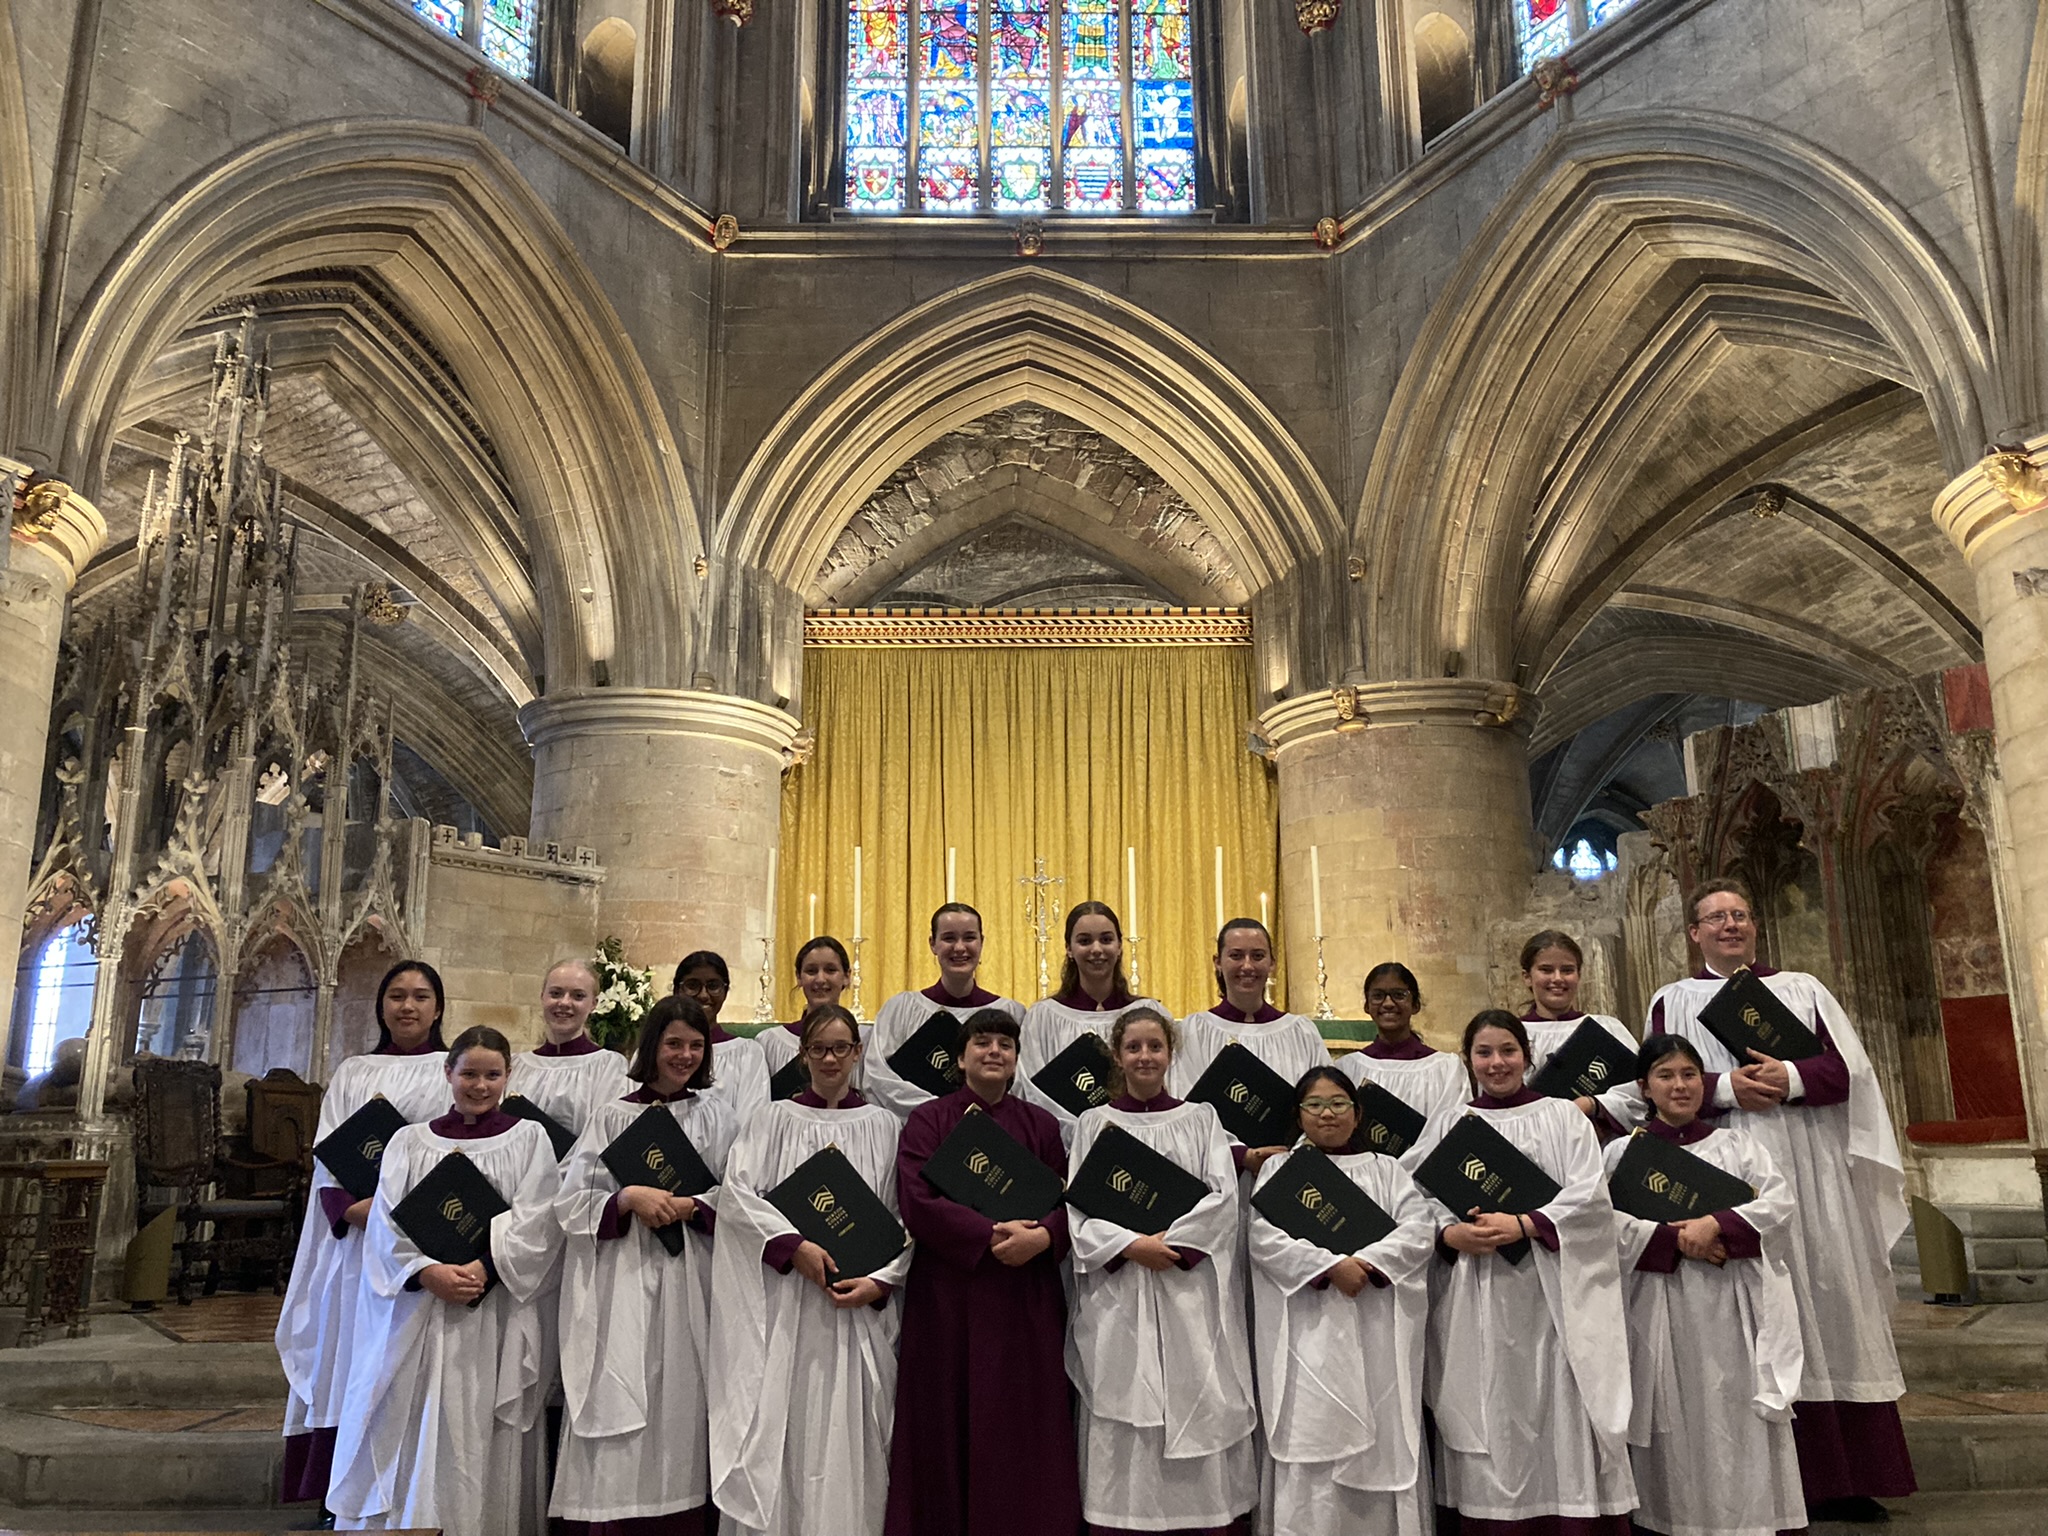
xmin=1901 ymin=1392 xmax=2048 ymax=1493
xmin=1812 ymin=1489 xmax=2048 ymax=1535
xmin=0 ymin=1499 xmax=308 ymax=1531
xmin=0 ymin=1407 xmax=284 ymax=1510
xmin=1895 ymin=1304 xmax=2048 ymax=1391
xmin=0 ymin=1343 xmax=284 ymax=1409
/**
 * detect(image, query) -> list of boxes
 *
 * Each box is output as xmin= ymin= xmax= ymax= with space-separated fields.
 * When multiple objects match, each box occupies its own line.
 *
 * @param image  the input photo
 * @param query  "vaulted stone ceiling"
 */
xmin=814 ymin=405 xmax=1246 ymax=608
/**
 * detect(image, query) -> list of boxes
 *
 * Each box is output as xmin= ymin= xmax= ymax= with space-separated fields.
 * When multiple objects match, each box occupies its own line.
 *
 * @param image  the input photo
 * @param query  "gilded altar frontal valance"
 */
xmin=802 ymin=607 xmax=1252 ymax=647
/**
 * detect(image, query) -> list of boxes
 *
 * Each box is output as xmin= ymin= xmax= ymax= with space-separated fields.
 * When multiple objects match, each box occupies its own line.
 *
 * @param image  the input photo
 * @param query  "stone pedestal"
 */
xmin=520 ymin=689 xmax=799 ymax=985
xmin=1936 ymin=446 xmax=2048 ymax=1154
xmin=1259 ymin=680 xmax=1538 ymax=1043
xmin=0 ymin=468 xmax=107 ymax=1040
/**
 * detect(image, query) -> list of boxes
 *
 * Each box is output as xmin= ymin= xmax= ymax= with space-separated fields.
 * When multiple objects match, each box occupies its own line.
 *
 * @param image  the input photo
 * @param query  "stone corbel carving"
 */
xmin=712 ymin=214 xmax=740 ymax=252
xmin=1330 ymin=685 xmax=1365 ymax=732
xmin=1532 ymin=57 xmax=1579 ymax=111
xmin=12 ymin=477 xmax=72 ymax=541
xmin=783 ymin=727 xmax=816 ymax=771
xmin=1475 ymin=683 xmax=1524 ymax=729
xmin=1294 ymin=0 xmax=1339 ymax=34
xmin=1984 ymin=444 xmax=2048 ymax=514
xmin=713 ymin=0 xmax=754 ymax=24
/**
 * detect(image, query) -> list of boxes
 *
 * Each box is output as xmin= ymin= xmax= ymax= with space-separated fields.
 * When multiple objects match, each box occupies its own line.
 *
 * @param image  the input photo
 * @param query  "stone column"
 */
xmin=1259 ymin=680 xmax=1538 ymax=1042
xmin=0 ymin=467 xmax=107 ymax=1044
xmin=1935 ymin=443 xmax=2048 ymax=1154
xmin=520 ymin=689 xmax=799 ymax=987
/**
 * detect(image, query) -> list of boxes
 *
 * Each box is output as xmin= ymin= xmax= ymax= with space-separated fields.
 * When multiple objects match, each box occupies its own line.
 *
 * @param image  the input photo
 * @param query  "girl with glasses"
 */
xmin=551 ymin=995 xmax=738 ymax=1536
xmin=676 ymin=950 xmax=772 ymax=1116
xmin=1246 ymin=1066 xmax=1436 ymax=1536
xmin=1337 ymin=962 xmax=1468 ymax=1139
xmin=708 ymin=1004 xmax=913 ymax=1535
xmin=1411 ymin=1009 xmax=1635 ymax=1534
xmin=867 ymin=903 xmax=1027 ymax=1120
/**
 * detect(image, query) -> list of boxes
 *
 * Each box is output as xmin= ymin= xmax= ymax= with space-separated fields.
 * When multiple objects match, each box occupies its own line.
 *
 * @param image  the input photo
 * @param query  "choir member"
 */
xmin=758 ymin=936 xmax=855 ymax=1089
xmin=327 ymin=1026 xmax=565 ymax=1536
xmin=1018 ymin=901 xmax=1162 ymax=1142
xmin=276 ymin=960 xmax=455 ymax=1507
xmin=1337 ymin=963 xmax=1469 ymax=1132
xmin=708 ymin=1004 xmax=914 ymax=1536
xmin=1067 ymin=1006 xmax=1258 ymax=1535
xmin=1174 ymin=917 xmax=1330 ymax=1174
xmin=1641 ymin=878 xmax=1912 ymax=1521
xmin=510 ymin=957 xmax=633 ymax=1136
xmin=884 ymin=1006 xmax=1081 ymax=1536
xmin=1519 ymin=931 xmax=1638 ymax=1127
xmin=1416 ymin=1009 xmax=1635 ymax=1534
xmin=1247 ymin=1067 xmax=1437 ymax=1536
xmin=676 ymin=950 xmax=770 ymax=1116
xmin=1605 ymin=1034 xmax=1804 ymax=1536
xmin=552 ymin=996 xmax=739 ymax=1536
xmin=867 ymin=903 xmax=1026 ymax=1120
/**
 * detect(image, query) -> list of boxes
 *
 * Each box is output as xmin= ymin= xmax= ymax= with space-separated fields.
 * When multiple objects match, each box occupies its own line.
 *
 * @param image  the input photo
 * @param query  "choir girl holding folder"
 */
xmin=1337 ymin=963 xmax=1469 ymax=1132
xmin=676 ymin=950 xmax=771 ymax=1115
xmin=276 ymin=959 xmax=453 ymax=1507
xmin=328 ymin=1025 xmax=565 ymax=1536
xmin=1604 ymin=1034 xmax=1804 ymax=1536
xmin=758 ymin=937 xmax=855 ymax=1091
xmin=1247 ymin=1066 xmax=1437 ymax=1536
xmin=708 ymin=1004 xmax=913 ymax=1536
xmin=1518 ymin=930 xmax=1639 ymax=1126
xmin=867 ymin=904 xmax=1027 ymax=1119
xmin=885 ymin=1006 xmax=1079 ymax=1536
xmin=509 ymin=957 xmax=632 ymax=1137
xmin=1065 ymin=1006 xmax=1258 ymax=1534
xmin=552 ymin=996 xmax=738 ymax=1536
xmin=1412 ymin=1010 xmax=1635 ymax=1535
xmin=1018 ymin=902 xmax=1162 ymax=1142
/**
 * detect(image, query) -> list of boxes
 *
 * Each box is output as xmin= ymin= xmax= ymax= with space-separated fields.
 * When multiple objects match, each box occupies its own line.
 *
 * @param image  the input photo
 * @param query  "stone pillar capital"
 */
xmin=6 ymin=457 xmax=107 ymax=589
xmin=519 ymin=687 xmax=802 ymax=764
xmin=1256 ymin=677 xmax=1537 ymax=755
xmin=1934 ymin=432 xmax=2048 ymax=564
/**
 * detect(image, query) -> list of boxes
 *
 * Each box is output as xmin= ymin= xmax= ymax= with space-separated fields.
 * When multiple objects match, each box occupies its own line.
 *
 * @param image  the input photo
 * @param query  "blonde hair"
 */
xmin=1106 ymin=1005 xmax=1178 ymax=1097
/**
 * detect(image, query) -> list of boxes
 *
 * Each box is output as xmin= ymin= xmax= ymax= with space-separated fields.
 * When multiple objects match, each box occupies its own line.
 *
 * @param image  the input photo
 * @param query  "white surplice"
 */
xmin=705 ymin=1030 xmax=772 ymax=1121
xmin=1066 ymin=1101 xmax=1259 ymax=1529
xmin=1171 ymin=1009 xmax=1332 ymax=1106
xmin=507 ymin=1046 xmax=633 ymax=1137
xmin=1604 ymin=1125 xmax=1805 ymax=1536
xmin=707 ymin=1099 xmax=913 ymax=1536
xmin=327 ymin=1118 xmax=564 ymax=1536
xmin=1525 ymin=1011 xmax=1640 ymax=1125
xmin=1415 ymin=1097 xmax=1636 ymax=1523
xmin=863 ymin=989 xmax=1026 ymax=1119
xmin=275 ymin=1052 xmax=451 ymax=1442
xmin=1016 ymin=994 xmax=1164 ymax=1145
xmin=758 ymin=1022 xmax=875 ymax=1094
xmin=1337 ymin=1048 xmax=1471 ymax=1164
xmin=1638 ymin=970 xmax=1906 ymax=1401
xmin=1248 ymin=1147 xmax=1438 ymax=1536
xmin=551 ymin=1090 xmax=738 ymax=1522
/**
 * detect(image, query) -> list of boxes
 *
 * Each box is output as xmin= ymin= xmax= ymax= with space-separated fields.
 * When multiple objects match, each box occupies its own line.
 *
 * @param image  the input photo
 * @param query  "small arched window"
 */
xmin=845 ymin=0 xmax=1198 ymax=214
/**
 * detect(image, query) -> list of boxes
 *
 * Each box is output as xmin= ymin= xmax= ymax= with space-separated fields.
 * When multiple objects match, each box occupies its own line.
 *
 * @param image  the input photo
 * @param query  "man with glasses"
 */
xmin=1638 ymin=878 xmax=1913 ymax=1525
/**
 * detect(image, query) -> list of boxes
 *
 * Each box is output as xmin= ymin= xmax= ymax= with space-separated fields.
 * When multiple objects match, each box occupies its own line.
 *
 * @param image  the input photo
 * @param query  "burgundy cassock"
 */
xmin=883 ymin=1086 xmax=1081 ymax=1536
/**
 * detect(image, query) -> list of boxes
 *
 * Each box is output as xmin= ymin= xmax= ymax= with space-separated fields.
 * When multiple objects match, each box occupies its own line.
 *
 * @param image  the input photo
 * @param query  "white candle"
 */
xmin=852 ymin=845 xmax=864 ymax=941
xmin=1214 ymin=846 xmax=1225 ymax=932
xmin=1125 ymin=846 xmax=1138 ymax=938
xmin=947 ymin=846 xmax=957 ymax=904
xmin=1259 ymin=890 xmax=1268 ymax=929
xmin=765 ymin=854 xmax=778 ymax=949
xmin=1310 ymin=844 xmax=1325 ymax=937
xmin=808 ymin=891 xmax=818 ymax=936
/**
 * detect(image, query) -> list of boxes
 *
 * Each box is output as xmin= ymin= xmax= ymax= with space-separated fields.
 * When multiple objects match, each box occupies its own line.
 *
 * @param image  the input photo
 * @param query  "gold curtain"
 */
xmin=776 ymin=643 xmax=1281 ymax=1020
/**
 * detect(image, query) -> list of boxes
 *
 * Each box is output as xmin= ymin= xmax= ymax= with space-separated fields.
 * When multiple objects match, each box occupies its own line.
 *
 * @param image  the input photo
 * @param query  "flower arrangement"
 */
xmin=587 ymin=936 xmax=657 ymax=1053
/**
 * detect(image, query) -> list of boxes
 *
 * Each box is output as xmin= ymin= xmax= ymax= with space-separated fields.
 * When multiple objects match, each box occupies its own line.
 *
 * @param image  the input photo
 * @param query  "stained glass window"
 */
xmin=407 ymin=0 xmax=542 ymax=83
xmin=844 ymin=0 xmax=1196 ymax=214
xmin=412 ymin=0 xmax=464 ymax=40
xmin=1517 ymin=0 xmax=1643 ymax=75
xmin=1551 ymin=839 xmax=1618 ymax=881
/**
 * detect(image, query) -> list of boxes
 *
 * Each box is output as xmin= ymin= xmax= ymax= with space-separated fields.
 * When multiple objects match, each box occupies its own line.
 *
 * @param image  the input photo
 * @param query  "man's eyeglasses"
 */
xmin=1694 ymin=911 xmax=1753 ymax=928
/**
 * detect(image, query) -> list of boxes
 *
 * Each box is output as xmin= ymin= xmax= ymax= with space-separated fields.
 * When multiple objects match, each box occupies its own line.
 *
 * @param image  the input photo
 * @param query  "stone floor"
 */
xmin=0 ymin=1295 xmax=2043 ymax=1532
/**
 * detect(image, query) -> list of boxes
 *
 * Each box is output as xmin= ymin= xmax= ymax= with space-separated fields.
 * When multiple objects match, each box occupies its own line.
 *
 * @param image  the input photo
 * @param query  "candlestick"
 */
xmin=1213 ymin=845 xmax=1224 ymax=933
xmin=1259 ymin=891 xmax=1273 ymax=1004
xmin=1018 ymin=856 xmax=1066 ymax=1001
xmin=947 ymin=846 xmax=957 ymax=904
xmin=754 ymin=854 xmax=778 ymax=1023
xmin=1310 ymin=844 xmax=1325 ymax=938
xmin=1124 ymin=844 xmax=1142 ymax=994
xmin=1313 ymin=934 xmax=1335 ymax=1020
xmin=849 ymin=936 xmax=867 ymax=1022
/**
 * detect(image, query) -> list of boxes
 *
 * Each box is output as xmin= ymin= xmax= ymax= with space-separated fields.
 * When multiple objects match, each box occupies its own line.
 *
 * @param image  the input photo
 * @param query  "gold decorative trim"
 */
xmin=803 ymin=607 xmax=1252 ymax=647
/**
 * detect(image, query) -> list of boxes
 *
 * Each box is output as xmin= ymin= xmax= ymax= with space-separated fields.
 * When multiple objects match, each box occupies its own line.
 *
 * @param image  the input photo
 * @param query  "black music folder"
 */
xmin=1188 ymin=1043 xmax=1299 ymax=1149
xmin=501 ymin=1094 xmax=578 ymax=1161
xmin=1251 ymin=1145 xmax=1398 ymax=1257
xmin=769 ymin=1051 xmax=809 ymax=1102
xmin=1031 ymin=1032 xmax=1115 ymax=1118
xmin=1352 ymin=1079 xmax=1428 ymax=1158
xmin=313 ymin=1096 xmax=409 ymax=1201
xmin=601 ymin=1104 xmax=719 ymax=1256
xmin=1411 ymin=1114 xmax=1561 ymax=1266
xmin=920 ymin=1104 xmax=1065 ymax=1223
xmin=392 ymin=1152 xmax=511 ymax=1304
xmin=1065 ymin=1123 xmax=1209 ymax=1233
xmin=1607 ymin=1129 xmax=1756 ymax=1224
xmin=1529 ymin=1019 xmax=1639 ymax=1102
xmin=765 ymin=1145 xmax=907 ymax=1280
xmin=887 ymin=1010 xmax=964 ymax=1098
xmin=1696 ymin=969 xmax=1824 ymax=1063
